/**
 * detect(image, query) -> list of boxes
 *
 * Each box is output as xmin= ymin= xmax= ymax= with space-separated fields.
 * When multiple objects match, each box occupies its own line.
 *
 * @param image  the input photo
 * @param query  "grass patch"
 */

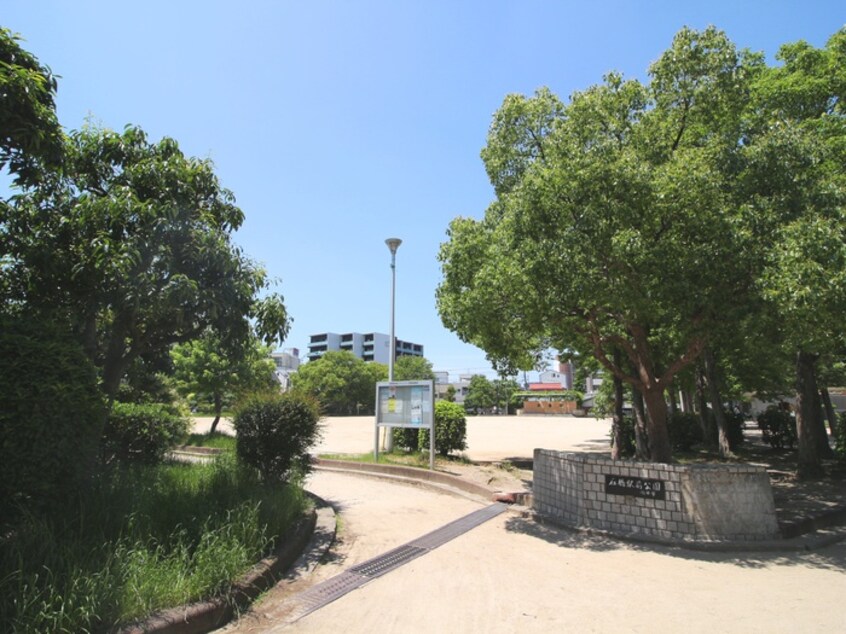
xmin=181 ymin=431 xmax=237 ymax=451
xmin=0 ymin=454 xmax=307 ymax=633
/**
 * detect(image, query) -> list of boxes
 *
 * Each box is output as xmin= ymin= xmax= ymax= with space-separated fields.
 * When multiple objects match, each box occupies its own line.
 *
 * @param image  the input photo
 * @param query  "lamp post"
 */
xmin=385 ymin=238 xmax=402 ymax=380
xmin=384 ymin=237 xmax=401 ymax=451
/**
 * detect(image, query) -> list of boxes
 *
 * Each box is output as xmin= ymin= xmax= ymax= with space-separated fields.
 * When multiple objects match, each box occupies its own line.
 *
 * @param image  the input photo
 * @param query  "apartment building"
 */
xmin=307 ymin=332 xmax=423 ymax=364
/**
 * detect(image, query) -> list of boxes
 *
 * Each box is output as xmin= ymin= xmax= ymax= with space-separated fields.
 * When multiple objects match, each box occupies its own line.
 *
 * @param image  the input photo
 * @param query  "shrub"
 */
xmin=103 ymin=402 xmax=189 ymax=464
xmin=419 ymin=401 xmax=467 ymax=457
xmin=723 ymin=408 xmax=746 ymax=451
xmin=0 ymin=315 xmax=105 ymax=520
xmin=392 ymin=426 xmax=420 ymax=452
xmin=233 ymin=391 xmax=322 ymax=483
xmin=756 ymin=406 xmax=797 ymax=450
xmin=667 ymin=412 xmax=703 ymax=452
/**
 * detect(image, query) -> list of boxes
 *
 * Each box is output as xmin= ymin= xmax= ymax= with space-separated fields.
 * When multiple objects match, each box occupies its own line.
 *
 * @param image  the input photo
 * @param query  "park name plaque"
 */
xmin=604 ymin=474 xmax=666 ymax=500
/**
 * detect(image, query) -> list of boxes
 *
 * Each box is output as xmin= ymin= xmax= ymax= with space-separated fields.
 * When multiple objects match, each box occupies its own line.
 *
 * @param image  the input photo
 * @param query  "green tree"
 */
xmin=0 ymin=28 xmax=63 ymax=185
xmin=492 ymin=377 xmax=521 ymax=414
xmin=171 ymin=331 xmax=277 ymax=433
xmin=746 ymin=28 xmax=846 ymax=476
xmin=464 ymin=375 xmax=495 ymax=414
xmin=393 ymin=355 xmax=435 ymax=381
xmin=439 ymin=27 xmax=763 ymax=462
xmin=1 ymin=124 xmax=290 ymax=399
xmin=291 ymin=350 xmax=387 ymax=415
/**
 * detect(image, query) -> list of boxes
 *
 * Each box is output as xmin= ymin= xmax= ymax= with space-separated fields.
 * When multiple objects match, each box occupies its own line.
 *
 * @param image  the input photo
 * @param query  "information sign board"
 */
xmin=374 ymin=380 xmax=434 ymax=468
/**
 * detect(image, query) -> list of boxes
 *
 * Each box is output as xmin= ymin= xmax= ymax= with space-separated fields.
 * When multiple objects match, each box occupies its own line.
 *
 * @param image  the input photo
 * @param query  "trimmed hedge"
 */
xmin=419 ymin=401 xmax=468 ymax=457
xmin=233 ymin=391 xmax=322 ymax=483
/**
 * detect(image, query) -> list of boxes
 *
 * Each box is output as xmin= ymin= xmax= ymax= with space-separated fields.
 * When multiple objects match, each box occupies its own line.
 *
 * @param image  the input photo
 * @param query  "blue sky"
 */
xmin=4 ymin=2 xmax=844 ymax=379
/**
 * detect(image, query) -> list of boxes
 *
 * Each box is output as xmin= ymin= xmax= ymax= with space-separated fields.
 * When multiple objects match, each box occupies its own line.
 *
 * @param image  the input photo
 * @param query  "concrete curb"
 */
xmin=314 ymin=458 xmax=529 ymax=503
xmin=116 ymin=493 xmax=337 ymax=634
xmin=314 ymin=458 xmax=846 ymax=553
xmin=529 ymin=511 xmax=846 ymax=552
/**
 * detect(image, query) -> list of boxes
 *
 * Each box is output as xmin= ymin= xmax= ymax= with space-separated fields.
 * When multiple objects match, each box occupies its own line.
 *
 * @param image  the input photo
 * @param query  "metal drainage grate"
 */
xmin=350 ymin=543 xmax=428 ymax=578
xmin=409 ymin=502 xmax=507 ymax=550
xmin=287 ymin=503 xmax=507 ymax=622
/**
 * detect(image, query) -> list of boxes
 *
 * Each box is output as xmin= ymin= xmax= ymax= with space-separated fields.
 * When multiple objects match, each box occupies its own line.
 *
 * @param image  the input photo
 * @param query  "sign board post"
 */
xmin=375 ymin=380 xmax=435 ymax=470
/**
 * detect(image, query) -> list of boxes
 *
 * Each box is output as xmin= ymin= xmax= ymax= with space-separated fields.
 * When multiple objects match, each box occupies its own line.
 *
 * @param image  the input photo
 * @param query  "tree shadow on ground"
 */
xmin=502 ymin=514 xmax=846 ymax=572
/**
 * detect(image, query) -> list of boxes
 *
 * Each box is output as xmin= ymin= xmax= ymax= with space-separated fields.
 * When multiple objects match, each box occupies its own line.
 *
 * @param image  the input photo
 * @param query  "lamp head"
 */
xmin=385 ymin=237 xmax=402 ymax=254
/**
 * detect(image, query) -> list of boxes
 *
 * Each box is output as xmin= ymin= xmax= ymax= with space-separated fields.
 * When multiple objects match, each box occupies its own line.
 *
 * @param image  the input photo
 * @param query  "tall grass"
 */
xmin=0 ymin=454 xmax=307 ymax=633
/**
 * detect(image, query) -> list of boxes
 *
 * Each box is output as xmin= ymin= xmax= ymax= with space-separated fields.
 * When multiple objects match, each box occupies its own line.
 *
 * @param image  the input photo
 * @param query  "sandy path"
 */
xmin=226 ymin=470 xmax=846 ymax=634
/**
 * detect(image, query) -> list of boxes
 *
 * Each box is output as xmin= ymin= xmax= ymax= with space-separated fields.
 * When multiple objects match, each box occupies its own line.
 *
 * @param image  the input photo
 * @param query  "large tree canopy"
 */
xmin=1 ymin=124 xmax=290 ymax=398
xmin=438 ymin=27 xmax=764 ymax=462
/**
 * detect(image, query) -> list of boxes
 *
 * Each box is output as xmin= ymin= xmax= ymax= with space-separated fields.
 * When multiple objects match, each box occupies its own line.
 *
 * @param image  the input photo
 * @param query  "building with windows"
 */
xmin=271 ymin=348 xmax=301 ymax=391
xmin=307 ymin=332 xmax=423 ymax=364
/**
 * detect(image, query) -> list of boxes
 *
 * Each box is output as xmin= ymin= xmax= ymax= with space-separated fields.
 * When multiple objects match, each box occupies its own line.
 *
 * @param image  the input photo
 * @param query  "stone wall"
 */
xmin=533 ymin=450 xmax=780 ymax=543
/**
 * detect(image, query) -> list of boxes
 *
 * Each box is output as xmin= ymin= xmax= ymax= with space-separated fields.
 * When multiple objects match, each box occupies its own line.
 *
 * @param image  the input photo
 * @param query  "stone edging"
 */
xmin=116 ymin=502 xmax=322 ymax=633
xmin=313 ymin=457 xmax=531 ymax=504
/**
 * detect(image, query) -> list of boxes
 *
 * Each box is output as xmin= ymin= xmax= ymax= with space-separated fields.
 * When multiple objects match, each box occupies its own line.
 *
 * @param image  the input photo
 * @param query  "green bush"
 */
xmin=103 ymin=402 xmax=189 ymax=465
xmin=419 ymin=401 xmax=468 ymax=457
xmin=392 ymin=426 xmax=420 ymax=452
xmin=0 ymin=315 xmax=105 ymax=521
xmin=756 ymin=406 xmax=796 ymax=450
xmin=233 ymin=391 xmax=322 ymax=483
xmin=723 ymin=408 xmax=746 ymax=451
xmin=667 ymin=412 xmax=703 ymax=452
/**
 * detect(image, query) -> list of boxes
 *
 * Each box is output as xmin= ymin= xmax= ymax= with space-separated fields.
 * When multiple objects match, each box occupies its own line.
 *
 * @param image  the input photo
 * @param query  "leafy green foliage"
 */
xmin=757 ymin=406 xmax=798 ymax=450
xmin=667 ymin=412 xmax=703 ymax=452
xmin=233 ymin=392 xmax=322 ymax=483
xmin=290 ymin=350 xmax=387 ymax=415
xmin=172 ymin=331 xmax=276 ymax=429
xmin=0 ymin=28 xmax=63 ymax=184
xmin=463 ymin=375 xmax=495 ymax=413
xmin=393 ymin=355 xmax=435 ymax=381
xmin=419 ymin=401 xmax=468 ymax=457
xmin=0 ymin=315 xmax=105 ymax=522
xmin=438 ymin=27 xmax=768 ymax=463
xmin=1 ymin=124 xmax=290 ymax=398
xmin=103 ymin=402 xmax=189 ymax=465
xmin=392 ymin=427 xmax=420 ymax=452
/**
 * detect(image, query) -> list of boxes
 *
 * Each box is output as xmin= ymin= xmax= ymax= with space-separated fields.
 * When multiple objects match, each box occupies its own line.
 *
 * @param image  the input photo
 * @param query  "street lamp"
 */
xmin=384 ymin=237 xmax=401 ymax=452
xmin=385 ymin=237 xmax=402 ymax=382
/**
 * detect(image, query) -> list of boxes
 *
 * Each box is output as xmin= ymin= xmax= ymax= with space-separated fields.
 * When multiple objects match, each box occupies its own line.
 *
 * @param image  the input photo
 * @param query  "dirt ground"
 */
xmin=198 ymin=414 xmax=846 ymax=633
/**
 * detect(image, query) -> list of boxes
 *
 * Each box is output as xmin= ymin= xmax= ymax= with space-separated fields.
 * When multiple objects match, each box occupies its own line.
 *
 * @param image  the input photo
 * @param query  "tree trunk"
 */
xmin=795 ymin=351 xmax=825 ymax=478
xmin=641 ymin=387 xmax=672 ymax=463
xmin=681 ymin=387 xmax=694 ymax=414
xmin=695 ymin=364 xmax=716 ymax=450
xmin=667 ymin=384 xmax=678 ymax=417
xmin=812 ymin=381 xmax=834 ymax=458
xmin=610 ymin=350 xmax=624 ymax=460
xmin=703 ymin=348 xmax=732 ymax=458
xmin=210 ymin=393 xmax=223 ymax=435
xmin=820 ymin=386 xmax=838 ymax=439
xmin=631 ymin=386 xmax=650 ymax=461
